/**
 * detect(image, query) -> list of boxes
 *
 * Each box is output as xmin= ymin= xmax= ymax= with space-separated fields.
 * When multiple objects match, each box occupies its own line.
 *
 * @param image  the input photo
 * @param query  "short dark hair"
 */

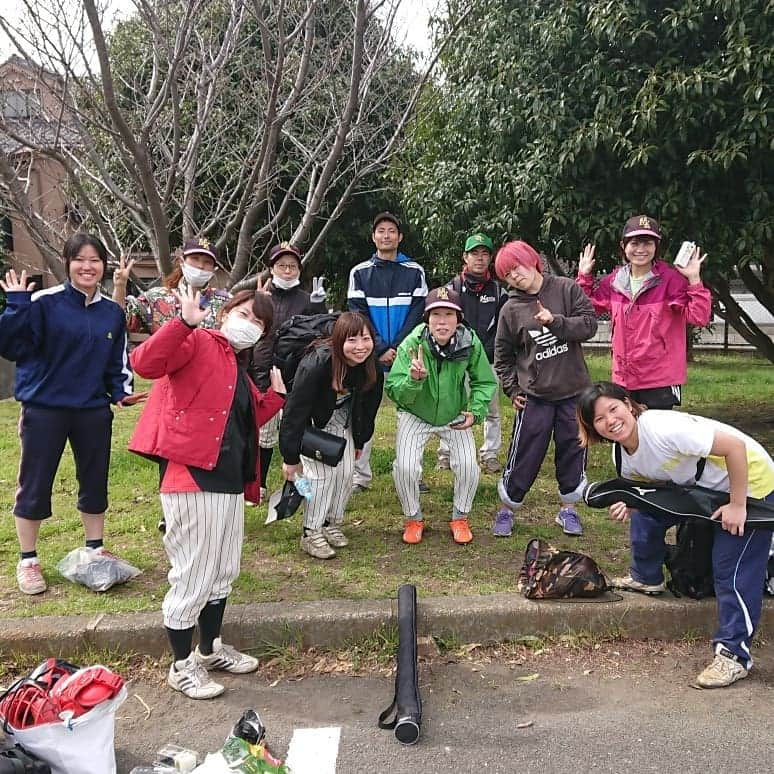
xmin=62 ymin=233 xmax=109 ymax=274
xmin=576 ymin=381 xmax=647 ymax=447
xmin=222 ymin=289 xmax=274 ymax=337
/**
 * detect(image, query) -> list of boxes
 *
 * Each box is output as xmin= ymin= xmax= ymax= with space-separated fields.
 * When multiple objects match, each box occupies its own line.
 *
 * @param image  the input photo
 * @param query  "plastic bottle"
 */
xmin=129 ymin=767 xmax=176 ymax=774
xmin=294 ymin=476 xmax=313 ymax=500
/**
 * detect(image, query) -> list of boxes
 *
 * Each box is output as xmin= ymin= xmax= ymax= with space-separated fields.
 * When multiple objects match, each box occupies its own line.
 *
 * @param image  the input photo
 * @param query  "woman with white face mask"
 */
xmin=250 ymin=242 xmax=328 ymax=496
xmin=129 ymin=288 xmax=286 ymax=700
xmin=112 ymin=238 xmax=230 ymax=335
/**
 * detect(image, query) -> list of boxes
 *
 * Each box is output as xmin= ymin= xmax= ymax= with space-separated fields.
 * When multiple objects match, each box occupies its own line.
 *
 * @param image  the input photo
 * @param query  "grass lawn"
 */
xmin=0 ymin=352 xmax=771 ymax=619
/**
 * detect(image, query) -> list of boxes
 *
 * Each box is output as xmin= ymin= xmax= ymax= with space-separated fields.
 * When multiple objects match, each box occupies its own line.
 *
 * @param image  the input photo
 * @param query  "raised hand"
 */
xmin=409 ymin=346 xmax=427 ymax=381
xmin=172 ymin=284 xmax=208 ymax=327
xmin=112 ymin=255 xmax=135 ymax=288
xmin=0 ymin=269 xmax=36 ymax=293
xmin=533 ymin=299 xmax=554 ymax=325
xmin=675 ymin=245 xmax=706 ymax=285
xmin=578 ymin=243 xmax=595 ymax=275
xmin=310 ymin=276 xmax=327 ymax=303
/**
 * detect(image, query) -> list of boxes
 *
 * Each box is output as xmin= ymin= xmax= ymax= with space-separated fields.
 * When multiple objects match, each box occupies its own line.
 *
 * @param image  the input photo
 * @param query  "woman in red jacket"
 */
xmin=129 ymin=287 xmax=285 ymax=700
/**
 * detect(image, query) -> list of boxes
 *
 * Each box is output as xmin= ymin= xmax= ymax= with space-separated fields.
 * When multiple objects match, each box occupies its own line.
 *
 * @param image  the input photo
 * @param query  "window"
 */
xmin=1 ymin=89 xmax=40 ymax=119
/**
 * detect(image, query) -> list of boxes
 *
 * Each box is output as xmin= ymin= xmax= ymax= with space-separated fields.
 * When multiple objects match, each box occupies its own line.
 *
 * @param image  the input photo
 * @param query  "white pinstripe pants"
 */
xmin=160 ymin=491 xmax=244 ymax=630
xmin=393 ymin=410 xmax=479 ymax=519
xmin=300 ymin=408 xmax=355 ymax=530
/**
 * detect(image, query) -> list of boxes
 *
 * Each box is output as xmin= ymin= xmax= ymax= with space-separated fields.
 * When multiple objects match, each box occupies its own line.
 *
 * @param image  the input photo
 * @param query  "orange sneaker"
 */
xmin=449 ymin=518 xmax=473 ymax=544
xmin=403 ymin=520 xmax=424 ymax=544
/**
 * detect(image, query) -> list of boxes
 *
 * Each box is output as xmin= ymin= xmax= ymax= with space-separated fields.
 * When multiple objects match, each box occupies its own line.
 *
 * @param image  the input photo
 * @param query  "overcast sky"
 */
xmin=0 ymin=1 xmax=438 ymax=62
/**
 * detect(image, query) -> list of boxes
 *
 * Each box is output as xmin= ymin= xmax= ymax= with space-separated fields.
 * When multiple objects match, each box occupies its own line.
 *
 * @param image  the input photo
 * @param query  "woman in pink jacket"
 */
xmin=576 ymin=215 xmax=711 ymax=409
xmin=129 ymin=287 xmax=285 ymax=700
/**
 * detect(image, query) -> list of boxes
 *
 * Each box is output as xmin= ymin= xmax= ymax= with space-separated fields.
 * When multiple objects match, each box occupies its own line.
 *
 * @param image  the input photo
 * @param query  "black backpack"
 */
xmin=272 ymin=312 xmax=339 ymax=391
xmin=664 ymin=519 xmax=715 ymax=599
xmin=614 ymin=443 xmax=713 ymax=600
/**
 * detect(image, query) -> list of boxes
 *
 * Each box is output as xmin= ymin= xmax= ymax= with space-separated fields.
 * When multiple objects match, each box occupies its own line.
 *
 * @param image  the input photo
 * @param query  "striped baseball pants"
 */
xmin=393 ymin=410 xmax=479 ymax=519
xmin=301 ymin=408 xmax=355 ymax=531
xmin=160 ymin=491 xmax=244 ymax=630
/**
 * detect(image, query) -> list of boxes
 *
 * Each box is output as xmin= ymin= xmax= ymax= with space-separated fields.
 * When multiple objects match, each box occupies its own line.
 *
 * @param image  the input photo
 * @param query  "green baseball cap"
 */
xmin=464 ymin=232 xmax=494 ymax=252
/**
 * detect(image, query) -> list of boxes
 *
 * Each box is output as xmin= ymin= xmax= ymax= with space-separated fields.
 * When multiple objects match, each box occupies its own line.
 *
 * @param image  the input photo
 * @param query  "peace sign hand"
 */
xmin=172 ymin=284 xmax=208 ymax=327
xmin=409 ymin=346 xmax=427 ymax=381
xmin=310 ymin=276 xmax=327 ymax=303
xmin=112 ymin=255 xmax=135 ymax=288
xmin=0 ymin=269 xmax=36 ymax=293
xmin=533 ymin=300 xmax=554 ymax=325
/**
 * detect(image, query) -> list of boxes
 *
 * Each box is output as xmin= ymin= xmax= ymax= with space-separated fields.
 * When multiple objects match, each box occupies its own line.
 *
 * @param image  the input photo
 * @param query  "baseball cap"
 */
xmin=269 ymin=242 xmax=302 ymax=266
xmin=182 ymin=237 xmax=220 ymax=265
xmin=464 ymin=232 xmax=494 ymax=252
xmin=622 ymin=215 xmax=662 ymax=241
xmin=424 ymin=286 xmax=463 ymax=315
xmin=372 ymin=211 xmax=402 ymax=233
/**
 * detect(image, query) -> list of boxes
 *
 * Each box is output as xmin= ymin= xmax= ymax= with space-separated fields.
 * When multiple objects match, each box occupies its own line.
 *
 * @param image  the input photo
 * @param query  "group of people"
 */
xmin=0 ymin=210 xmax=772 ymax=697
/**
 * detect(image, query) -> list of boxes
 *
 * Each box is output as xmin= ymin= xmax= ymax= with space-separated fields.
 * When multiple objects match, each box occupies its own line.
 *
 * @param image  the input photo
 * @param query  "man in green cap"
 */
xmin=438 ymin=232 xmax=506 ymax=474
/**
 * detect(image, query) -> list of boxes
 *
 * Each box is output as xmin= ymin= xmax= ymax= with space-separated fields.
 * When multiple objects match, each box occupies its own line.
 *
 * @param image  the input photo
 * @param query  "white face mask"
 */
xmin=221 ymin=314 xmax=263 ymax=350
xmin=181 ymin=262 xmax=214 ymax=288
xmin=272 ymin=276 xmax=300 ymax=290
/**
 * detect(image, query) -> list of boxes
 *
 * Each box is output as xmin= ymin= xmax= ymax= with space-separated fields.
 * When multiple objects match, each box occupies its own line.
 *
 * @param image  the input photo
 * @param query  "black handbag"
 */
xmin=300 ymin=426 xmax=346 ymax=466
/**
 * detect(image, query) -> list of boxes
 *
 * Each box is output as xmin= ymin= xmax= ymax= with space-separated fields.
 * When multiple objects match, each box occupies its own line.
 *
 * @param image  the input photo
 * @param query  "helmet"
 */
xmin=50 ymin=666 xmax=124 ymax=718
xmin=0 ymin=680 xmax=60 ymax=729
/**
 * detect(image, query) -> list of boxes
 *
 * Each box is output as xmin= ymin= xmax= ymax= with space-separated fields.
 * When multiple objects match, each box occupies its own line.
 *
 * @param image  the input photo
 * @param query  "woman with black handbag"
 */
xmin=279 ymin=312 xmax=383 ymax=559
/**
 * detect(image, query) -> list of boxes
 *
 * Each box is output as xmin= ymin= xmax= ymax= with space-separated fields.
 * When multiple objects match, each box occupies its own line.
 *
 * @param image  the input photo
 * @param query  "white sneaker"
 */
xmin=694 ymin=648 xmax=749 ymax=689
xmin=610 ymin=574 xmax=665 ymax=595
xmin=168 ymin=653 xmax=224 ymax=699
xmin=300 ymin=529 xmax=336 ymax=559
xmin=322 ymin=525 xmax=348 ymax=547
xmin=17 ymin=559 xmax=47 ymax=595
xmin=195 ymin=637 xmax=259 ymax=674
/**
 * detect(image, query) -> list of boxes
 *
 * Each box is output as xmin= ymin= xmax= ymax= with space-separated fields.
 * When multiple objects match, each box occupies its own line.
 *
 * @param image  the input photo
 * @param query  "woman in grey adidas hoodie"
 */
xmin=492 ymin=241 xmax=597 ymax=538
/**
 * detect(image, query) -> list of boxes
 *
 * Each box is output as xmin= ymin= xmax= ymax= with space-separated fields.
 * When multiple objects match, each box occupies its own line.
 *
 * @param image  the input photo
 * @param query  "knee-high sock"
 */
xmin=198 ymin=597 xmax=227 ymax=655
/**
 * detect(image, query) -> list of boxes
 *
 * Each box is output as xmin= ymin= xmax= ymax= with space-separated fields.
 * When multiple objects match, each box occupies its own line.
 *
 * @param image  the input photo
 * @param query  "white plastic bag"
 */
xmin=192 ymin=752 xmax=232 ymax=773
xmin=57 ymin=547 xmax=141 ymax=591
xmin=7 ymin=686 xmax=127 ymax=774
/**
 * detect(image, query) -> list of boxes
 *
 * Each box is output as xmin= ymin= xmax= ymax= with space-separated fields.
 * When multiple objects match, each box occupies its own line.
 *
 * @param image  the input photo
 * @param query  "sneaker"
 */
xmin=168 ymin=653 xmax=225 ymax=699
xmin=449 ymin=518 xmax=473 ymax=544
xmin=300 ymin=530 xmax=336 ymax=559
xmin=555 ymin=506 xmax=583 ymax=536
xmin=351 ymin=483 xmax=369 ymax=494
xmin=610 ymin=574 xmax=665 ymax=595
xmin=436 ymin=457 xmax=451 ymax=471
xmin=491 ymin=508 xmax=514 ymax=537
xmin=418 ymin=479 xmax=430 ymax=494
xmin=481 ymin=458 xmax=502 ymax=474
xmin=694 ymin=648 xmax=749 ymax=689
xmin=403 ymin=520 xmax=424 ymax=544
xmin=195 ymin=637 xmax=259 ymax=674
xmin=322 ymin=525 xmax=349 ymax=548
xmin=16 ymin=560 xmax=46 ymax=595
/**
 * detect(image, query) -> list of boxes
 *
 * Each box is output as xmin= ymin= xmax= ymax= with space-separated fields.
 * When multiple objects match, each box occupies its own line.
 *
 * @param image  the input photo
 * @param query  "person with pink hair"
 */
xmin=492 ymin=241 xmax=597 ymax=538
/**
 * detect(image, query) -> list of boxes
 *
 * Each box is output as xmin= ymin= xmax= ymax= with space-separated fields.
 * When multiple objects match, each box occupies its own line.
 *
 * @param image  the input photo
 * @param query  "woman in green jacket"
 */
xmin=386 ymin=287 xmax=497 ymax=545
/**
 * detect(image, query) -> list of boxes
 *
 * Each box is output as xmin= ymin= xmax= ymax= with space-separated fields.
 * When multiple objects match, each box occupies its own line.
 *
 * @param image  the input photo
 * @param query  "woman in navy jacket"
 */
xmin=0 ymin=233 xmax=134 ymax=597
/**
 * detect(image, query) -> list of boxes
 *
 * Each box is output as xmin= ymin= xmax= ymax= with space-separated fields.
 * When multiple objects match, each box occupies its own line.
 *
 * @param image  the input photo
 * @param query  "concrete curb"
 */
xmin=3 ymin=593 xmax=771 ymax=658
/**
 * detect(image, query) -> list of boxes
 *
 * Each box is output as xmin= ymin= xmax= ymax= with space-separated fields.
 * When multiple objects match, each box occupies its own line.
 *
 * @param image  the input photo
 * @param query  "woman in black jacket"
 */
xmin=250 ymin=242 xmax=327 ymax=493
xmin=279 ymin=312 xmax=383 ymax=559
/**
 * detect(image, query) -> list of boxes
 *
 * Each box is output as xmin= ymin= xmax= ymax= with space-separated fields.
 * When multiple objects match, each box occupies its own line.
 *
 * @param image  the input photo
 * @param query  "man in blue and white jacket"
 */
xmin=347 ymin=212 xmax=427 ymax=490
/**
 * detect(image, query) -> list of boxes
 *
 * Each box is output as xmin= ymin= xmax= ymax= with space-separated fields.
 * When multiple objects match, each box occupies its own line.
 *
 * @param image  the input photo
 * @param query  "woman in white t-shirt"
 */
xmin=577 ymin=381 xmax=774 ymax=690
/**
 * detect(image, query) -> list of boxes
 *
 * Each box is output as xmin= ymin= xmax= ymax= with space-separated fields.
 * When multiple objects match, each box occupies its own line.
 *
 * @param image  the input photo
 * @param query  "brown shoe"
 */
xmin=481 ymin=458 xmax=502 ymax=474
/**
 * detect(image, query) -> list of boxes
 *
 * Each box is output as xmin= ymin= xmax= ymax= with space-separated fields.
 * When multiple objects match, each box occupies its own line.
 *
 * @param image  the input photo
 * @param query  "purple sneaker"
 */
xmin=492 ymin=508 xmax=514 ymax=537
xmin=556 ymin=506 xmax=583 ymax=536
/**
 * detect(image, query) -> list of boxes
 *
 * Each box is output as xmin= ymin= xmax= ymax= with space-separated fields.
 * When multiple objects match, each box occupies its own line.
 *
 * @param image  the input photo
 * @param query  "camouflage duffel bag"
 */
xmin=517 ymin=538 xmax=610 ymax=600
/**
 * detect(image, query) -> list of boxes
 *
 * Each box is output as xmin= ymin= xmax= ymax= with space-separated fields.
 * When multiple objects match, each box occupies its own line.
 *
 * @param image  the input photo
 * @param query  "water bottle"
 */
xmin=294 ymin=475 xmax=313 ymax=500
